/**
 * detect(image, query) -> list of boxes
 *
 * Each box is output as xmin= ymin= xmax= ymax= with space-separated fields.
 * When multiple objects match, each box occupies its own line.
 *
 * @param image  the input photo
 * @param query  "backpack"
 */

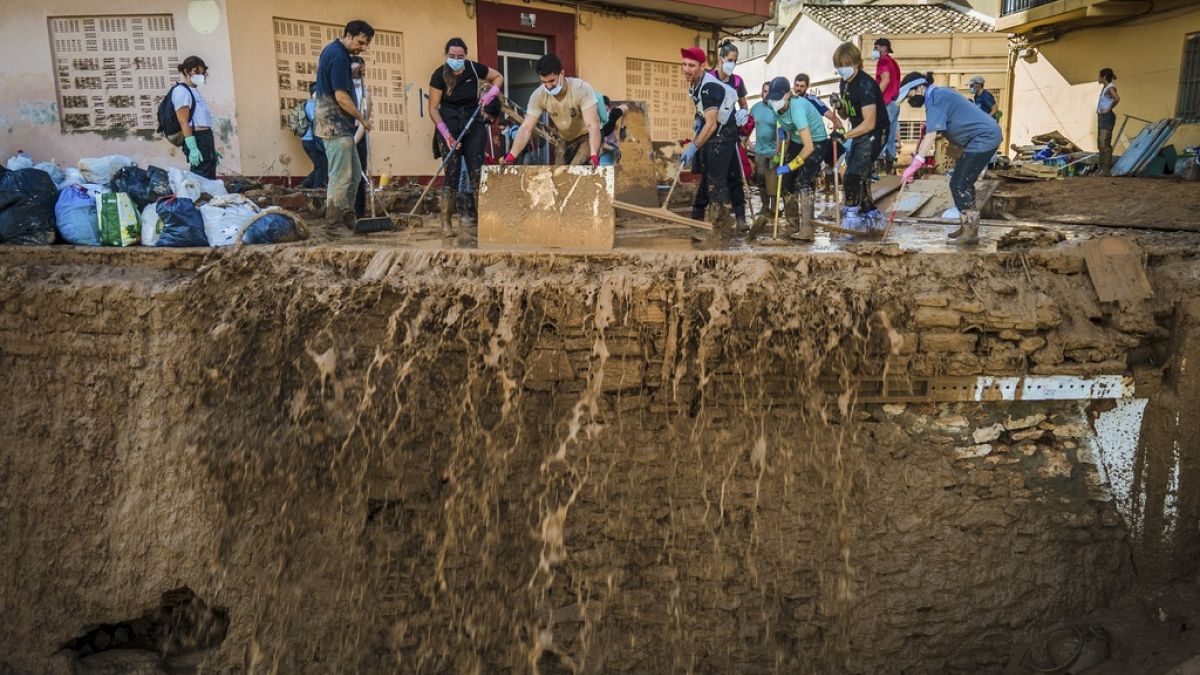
xmin=288 ymin=100 xmax=311 ymax=137
xmin=693 ymin=72 xmax=738 ymax=127
xmin=156 ymin=83 xmax=194 ymax=147
xmin=594 ymin=92 xmax=610 ymax=126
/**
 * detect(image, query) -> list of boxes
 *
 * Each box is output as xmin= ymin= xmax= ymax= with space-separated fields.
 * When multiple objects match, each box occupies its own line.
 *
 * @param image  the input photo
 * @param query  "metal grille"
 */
xmin=1000 ymin=0 xmax=1060 ymax=16
xmin=1178 ymin=33 xmax=1200 ymax=121
xmin=625 ymin=57 xmax=693 ymax=143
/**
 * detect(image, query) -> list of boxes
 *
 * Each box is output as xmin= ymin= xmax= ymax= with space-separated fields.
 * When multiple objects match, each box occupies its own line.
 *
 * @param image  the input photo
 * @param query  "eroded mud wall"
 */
xmin=0 ymin=245 xmax=1192 ymax=673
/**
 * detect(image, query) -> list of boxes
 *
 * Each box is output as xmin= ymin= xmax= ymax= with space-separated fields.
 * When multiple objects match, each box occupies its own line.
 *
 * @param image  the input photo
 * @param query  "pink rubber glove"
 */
xmin=480 ymin=86 xmax=500 ymax=106
xmin=436 ymin=122 xmax=455 ymax=147
xmin=902 ymin=155 xmax=926 ymax=185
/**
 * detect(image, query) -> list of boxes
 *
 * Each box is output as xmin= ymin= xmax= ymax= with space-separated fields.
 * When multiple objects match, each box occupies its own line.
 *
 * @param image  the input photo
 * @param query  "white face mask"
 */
xmin=190 ymin=73 xmax=206 ymax=87
xmin=770 ymin=98 xmax=786 ymax=113
xmin=870 ymin=50 xmax=881 ymax=60
xmin=721 ymin=61 xmax=736 ymax=76
xmin=837 ymin=66 xmax=855 ymax=81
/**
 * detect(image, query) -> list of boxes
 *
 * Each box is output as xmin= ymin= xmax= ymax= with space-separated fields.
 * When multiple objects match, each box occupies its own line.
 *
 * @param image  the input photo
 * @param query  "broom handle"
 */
xmin=408 ymin=105 xmax=483 ymax=216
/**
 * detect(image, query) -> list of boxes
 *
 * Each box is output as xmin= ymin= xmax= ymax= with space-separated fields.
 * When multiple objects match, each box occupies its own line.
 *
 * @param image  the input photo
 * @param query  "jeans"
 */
xmin=299 ymin=139 xmax=327 ymax=189
xmin=190 ymin=128 xmax=218 ymax=180
xmin=844 ymin=131 xmax=883 ymax=210
xmin=322 ymin=135 xmax=361 ymax=225
xmin=884 ymin=102 xmax=900 ymax=161
xmin=949 ymin=149 xmax=994 ymax=212
xmin=781 ymin=139 xmax=829 ymax=194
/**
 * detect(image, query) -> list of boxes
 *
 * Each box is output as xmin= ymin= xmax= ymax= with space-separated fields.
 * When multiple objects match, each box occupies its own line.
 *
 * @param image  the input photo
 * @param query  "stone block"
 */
xmin=479 ymin=165 xmax=615 ymax=249
xmin=1005 ymin=413 xmax=1046 ymax=431
xmin=914 ymin=293 xmax=950 ymax=307
xmin=946 ymin=353 xmax=983 ymax=376
xmin=951 ymin=300 xmax=984 ymax=314
xmin=955 ymin=444 xmax=993 ymax=459
xmin=921 ymin=332 xmax=977 ymax=353
xmin=1020 ymin=336 xmax=1047 ymax=354
xmin=915 ymin=307 xmax=962 ymax=329
xmin=972 ymin=423 xmax=1005 ymax=444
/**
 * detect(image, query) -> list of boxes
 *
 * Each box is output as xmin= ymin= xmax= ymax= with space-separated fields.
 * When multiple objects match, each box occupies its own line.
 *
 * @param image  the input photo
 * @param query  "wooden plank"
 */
xmin=614 ymin=200 xmax=712 ymax=231
xmin=890 ymin=190 xmax=933 ymax=218
xmin=872 ymin=175 xmax=903 ymax=202
xmin=1081 ymin=237 xmax=1153 ymax=304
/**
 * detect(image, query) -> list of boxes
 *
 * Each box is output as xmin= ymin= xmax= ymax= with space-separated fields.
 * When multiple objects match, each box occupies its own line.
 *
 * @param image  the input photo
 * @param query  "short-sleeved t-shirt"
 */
xmin=171 ymin=84 xmax=212 ymax=128
xmin=429 ymin=61 xmax=489 ymax=109
xmin=750 ymin=101 xmax=777 ymax=156
xmin=876 ymin=54 xmax=901 ymax=104
xmin=778 ymin=95 xmax=829 ymax=144
xmin=314 ymin=39 xmax=356 ymax=139
xmin=527 ymin=77 xmax=597 ymax=143
xmin=924 ymin=85 xmax=1003 ymax=154
xmin=691 ymin=77 xmax=738 ymax=141
xmin=301 ymin=98 xmax=316 ymax=142
xmin=973 ymin=89 xmax=997 ymax=114
xmin=840 ymin=70 xmax=889 ymax=134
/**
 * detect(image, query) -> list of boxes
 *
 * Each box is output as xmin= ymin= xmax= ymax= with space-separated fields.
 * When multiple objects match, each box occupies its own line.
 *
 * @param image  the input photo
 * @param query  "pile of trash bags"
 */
xmin=0 ymin=150 xmax=305 ymax=247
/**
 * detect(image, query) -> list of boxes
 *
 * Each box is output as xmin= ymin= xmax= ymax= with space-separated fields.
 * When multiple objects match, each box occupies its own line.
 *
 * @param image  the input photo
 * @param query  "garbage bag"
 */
xmin=0 ymin=189 xmax=56 ymax=245
xmin=146 ymin=166 xmax=172 ymax=201
xmin=78 ymin=155 xmax=135 ymax=184
xmin=0 ymin=167 xmax=58 ymax=205
xmin=60 ymin=167 xmax=85 ymax=189
xmin=141 ymin=202 xmax=163 ymax=247
xmin=200 ymin=197 xmax=259 ymax=246
xmin=54 ymin=185 xmax=102 ymax=246
xmin=155 ymin=197 xmax=208 ymax=247
xmin=33 ymin=162 xmax=66 ymax=189
xmin=6 ymin=152 xmax=33 ymax=172
xmin=169 ymin=168 xmax=227 ymax=201
xmin=242 ymin=210 xmax=304 ymax=245
xmin=97 ymin=192 xmax=140 ymax=246
xmin=110 ymin=166 xmax=172 ymax=210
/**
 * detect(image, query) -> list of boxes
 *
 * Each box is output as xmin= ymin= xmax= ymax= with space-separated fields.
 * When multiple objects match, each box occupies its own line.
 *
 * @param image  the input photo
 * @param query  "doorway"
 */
xmin=497 ymin=33 xmax=546 ymax=112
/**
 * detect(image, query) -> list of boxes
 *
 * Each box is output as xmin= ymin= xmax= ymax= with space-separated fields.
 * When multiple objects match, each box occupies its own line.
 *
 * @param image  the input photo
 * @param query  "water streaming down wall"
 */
xmin=0 ymin=244 xmax=1197 ymax=674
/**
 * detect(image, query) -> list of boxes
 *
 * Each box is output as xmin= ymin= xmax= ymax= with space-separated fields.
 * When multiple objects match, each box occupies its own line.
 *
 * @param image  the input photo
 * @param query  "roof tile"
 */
xmin=802 ymin=5 xmax=994 ymax=41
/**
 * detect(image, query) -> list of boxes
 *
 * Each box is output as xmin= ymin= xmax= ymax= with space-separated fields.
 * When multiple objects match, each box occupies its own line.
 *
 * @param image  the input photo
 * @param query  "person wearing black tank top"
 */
xmin=428 ymin=37 xmax=504 ymax=233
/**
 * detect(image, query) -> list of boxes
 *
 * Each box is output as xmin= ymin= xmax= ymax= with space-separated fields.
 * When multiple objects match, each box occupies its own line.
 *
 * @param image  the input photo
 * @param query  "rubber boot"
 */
xmin=953 ymin=209 xmax=980 ymax=245
xmin=1098 ymin=151 xmax=1113 ymax=177
xmin=948 ymin=211 xmax=967 ymax=240
xmin=840 ymin=206 xmax=863 ymax=233
xmin=709 ymin=202 xmax=735 ymax=241
xmin=790 ymin=190 xmax=816 ymax=242
xmin=439 ymin=189 xmax=455 ymax=236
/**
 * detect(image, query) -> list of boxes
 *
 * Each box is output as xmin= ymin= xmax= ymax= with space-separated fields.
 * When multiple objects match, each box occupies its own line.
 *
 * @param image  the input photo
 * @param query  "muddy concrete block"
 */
xmin=914 ymin=293 xmax=950 ymax=308
xmin=921 ymin=331 xmax=978 ymax=353
xmin=915 ymin=307 xmax=962 ymax=329
xmin=600 ymin=358 xmax=645 ymax=392
xmin=478 ymin=165 xmax=615 ymax=249
xmin=525 ymin=350 xmax=574 ymax=388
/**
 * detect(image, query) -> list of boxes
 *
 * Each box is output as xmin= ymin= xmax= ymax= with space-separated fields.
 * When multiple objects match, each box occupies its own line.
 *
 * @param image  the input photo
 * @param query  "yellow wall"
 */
xmin=1010 ymin=5 xmax=1200 ymax=153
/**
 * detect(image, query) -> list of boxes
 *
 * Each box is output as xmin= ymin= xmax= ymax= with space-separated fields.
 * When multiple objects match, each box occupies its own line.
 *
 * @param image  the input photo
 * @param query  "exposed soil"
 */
xmin=1003 ymin=177 xmax=1200 ymax=231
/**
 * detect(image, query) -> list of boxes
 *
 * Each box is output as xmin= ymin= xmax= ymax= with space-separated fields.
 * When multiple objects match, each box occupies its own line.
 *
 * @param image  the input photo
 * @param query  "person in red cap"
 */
xmin=680 ymin=46 xmax=740 ymax=240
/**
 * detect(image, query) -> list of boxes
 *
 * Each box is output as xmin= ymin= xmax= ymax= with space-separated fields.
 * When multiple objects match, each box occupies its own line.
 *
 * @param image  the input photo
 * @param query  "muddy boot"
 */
xmin=708 ymin=202 xmax=735 ymax=242
xmin=790 ymin=190 xmax=816 ymax=242
xmin=952 ymin=209 xmax=980 ymax=245
xmin=458 ymin=192 xmax=477 ymax=226
xmin=439 ymin=190 xmax=455 ymax=236
xmin=733 ymin=203 xmax=748 ymax=232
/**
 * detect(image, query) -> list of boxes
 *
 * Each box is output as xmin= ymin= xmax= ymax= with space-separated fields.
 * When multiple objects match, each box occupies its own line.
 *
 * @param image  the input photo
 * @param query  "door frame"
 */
xmin=475 ymin=3 xmax=576 ymax=78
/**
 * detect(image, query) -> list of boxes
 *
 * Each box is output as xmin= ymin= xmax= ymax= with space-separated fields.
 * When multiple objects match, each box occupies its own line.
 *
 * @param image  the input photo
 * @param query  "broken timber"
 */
xmin=613 ymin=200 xmax=712 ymax=231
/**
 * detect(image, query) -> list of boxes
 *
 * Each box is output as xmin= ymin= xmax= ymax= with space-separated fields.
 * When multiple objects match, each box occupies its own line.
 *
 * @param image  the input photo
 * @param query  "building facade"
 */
xmin=1 ymin=0 xmax=769 ymax=180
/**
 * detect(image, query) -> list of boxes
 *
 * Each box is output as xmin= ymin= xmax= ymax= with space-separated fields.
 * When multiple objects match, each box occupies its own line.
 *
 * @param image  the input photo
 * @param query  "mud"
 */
xmin=1 ymin=236 xmax=1199 ymax=673
xmin=1003 ymin=177 xmax=1200 ymax=231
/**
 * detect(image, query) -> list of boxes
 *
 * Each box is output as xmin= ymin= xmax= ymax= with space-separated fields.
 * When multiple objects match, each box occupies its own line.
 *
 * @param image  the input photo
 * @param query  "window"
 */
xmin=626 ymin=57 xmax=694 ymax=143
xmin=496 ymin=32 xmax=546 ymax=113
xmin=1178 ymin=33 xmax=1200 ymax=121
xmin=898 ymin=120 xmax=924 ymax=142
xmin=47 ymin=14 xmax=178 ymax=132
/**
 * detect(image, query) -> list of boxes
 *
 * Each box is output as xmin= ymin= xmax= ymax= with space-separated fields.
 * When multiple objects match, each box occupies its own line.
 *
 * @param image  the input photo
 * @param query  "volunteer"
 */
xmin=898 ymin=71 xmax=1003 ymax=245
xmin=872 ymin=37 xmax=901 ymax=174
xmin=1096 ymin=68 xmax=1120 ymax=176
xmin=297 ymin=84 xmax=327 ymax=189
xmin=598 ymin=96 xmax=629 ymax=166
xmin=315 ymin=20 xmax=374 ymax=227
xmin=967 ymin=75 xmax=1001 ymax=120
xmin=351 ymin=56 xmax=372 ymax=217
xmin=502 ymin=54 xmax=602 ymax=167
xmin=172 ymin=56 xmax=218 ymax=180
xmin=429 ymin=37 xmax=504 ymax=231
xmin=704 ymin=41 xmax=752 ymax=229
xmin=750 ymin=82 xmax=779 ymax=215
xmin=680 ymin=46 xmax=739 ymax=239
xmin=832 ymin=42 xmax=890 ymax=233
xmin=793 ymin=73 xmax=845 ymax=166
xmin=764 ymin=76 xmax=829 ymax=242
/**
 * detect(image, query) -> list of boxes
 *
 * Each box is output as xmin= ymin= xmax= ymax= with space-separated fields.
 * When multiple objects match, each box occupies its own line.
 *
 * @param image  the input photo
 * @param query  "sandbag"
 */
xmin=111 ymin=166 xmax=173 ymax=210
xmin=140 ymin=202 xmax=163 ymax=247
xmin=6 ymin=152 xmax=33 ymax=172
xmin=33 ymin=162 xmax=66 ymax=189
xmin=0 ymin=189 xmax=56 ymax=245
xmin=200 ymin=196 xmax=259 ymax=246
xmin=78 ymin=155 xmax=135 ymax=184
xmin=54 ymin=185 xmax=102 ymax=246
xmin=155 ymin=197 xmax=208 ymax=247
xmin=242 ymin=210 xmax=305 ymax=245
xmin=97 ymin=192 xmax=140 ymax=246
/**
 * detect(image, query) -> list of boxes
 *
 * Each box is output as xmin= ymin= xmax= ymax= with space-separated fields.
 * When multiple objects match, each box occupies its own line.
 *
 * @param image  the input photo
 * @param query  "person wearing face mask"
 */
xmin=679 ymin=46 xmax=740 ymax=240
xmin=793 ymin=73 xmax=845 ymax=166
xmin=750 ymin=82 xmax=779 ymax=216
xmin=967 ymin=76 xmax=1000 ymax=121
xmin=898 ymin=71 xmax=1002 ymax=245
xmin=763 ymin=76 xmax=828 ymax=242
xmin=315 ymin=20 xmax=375 ymax=228
xmin=871 ymin=38 xmax=901 ymax=174
xmin=502 ymin=54 xmax=602 ymax=168
xmin=832 ymin=42 xmax=890 ymax=233
xmin=702 ymin=41 xmax=752 ymax=229
xmin=428 ymin=37 xmax=503 ymax=233
xmin=172 ymin=56 xmax=218 ymax=179
xmin=350 ymin=56 xmax=372 ymax=218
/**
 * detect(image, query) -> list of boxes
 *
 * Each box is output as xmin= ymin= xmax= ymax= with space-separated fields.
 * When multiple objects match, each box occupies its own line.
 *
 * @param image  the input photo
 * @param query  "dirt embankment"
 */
xmin=1003 ymin=177 xmax=1200 ymax=230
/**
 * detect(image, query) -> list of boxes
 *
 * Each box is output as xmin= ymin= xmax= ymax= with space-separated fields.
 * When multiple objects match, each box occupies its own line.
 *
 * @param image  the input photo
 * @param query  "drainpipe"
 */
xmin=1004 ymin=37 xmax=1018 ymax=157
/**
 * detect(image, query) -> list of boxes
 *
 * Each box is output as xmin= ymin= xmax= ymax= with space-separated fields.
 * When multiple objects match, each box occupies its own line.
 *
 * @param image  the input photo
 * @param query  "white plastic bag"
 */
xmin=59 ymin=167 xmax=85 ymax=189
xmin=33 ymin=162 xmax=66 ymax=189
xmin=169 ymin=168 xmax=227 ymax=200
xmin=141 ymin=202 xmax=163 ymax=247
xmin=200 ymin=197 xmax=259 ymax=246
xmin=941 ymin=207 xmax=961 ymax=220
xmin=77 ymin=155 xmax=135 ymax=184
xmin=6 ymin=151 xmax=33 ymax=172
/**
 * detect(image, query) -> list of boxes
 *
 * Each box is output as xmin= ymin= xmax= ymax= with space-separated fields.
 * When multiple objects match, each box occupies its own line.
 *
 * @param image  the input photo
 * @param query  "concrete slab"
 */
xmin=611 ymin=102 xmax=659 ymax=207
xmin=478 ymin=165 xmax=616 ymax=250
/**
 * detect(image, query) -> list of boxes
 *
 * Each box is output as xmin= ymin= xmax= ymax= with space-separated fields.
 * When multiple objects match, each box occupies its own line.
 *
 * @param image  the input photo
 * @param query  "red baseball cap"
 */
xmin=680 ymin=47 xmax=706 ymax=64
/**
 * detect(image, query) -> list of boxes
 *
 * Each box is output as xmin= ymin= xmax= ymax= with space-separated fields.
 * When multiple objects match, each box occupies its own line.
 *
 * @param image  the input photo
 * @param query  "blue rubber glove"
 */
xmin=184 ymin=136 xmax=202 ymax=167
xmin=777 ymin=127 xmax=788 ymax=144
xmin=680 ymin=144 xmax=698 ymax=169
xmin=775 ymin=163 xmax=793 ymax=176
xmin=735 ymin=108 xmax=749 ymax=127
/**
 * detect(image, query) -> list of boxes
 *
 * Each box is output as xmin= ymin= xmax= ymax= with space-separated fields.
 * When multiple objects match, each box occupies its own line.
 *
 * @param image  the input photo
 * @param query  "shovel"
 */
xmin=396 ymin=104 xmax=484 ymax=227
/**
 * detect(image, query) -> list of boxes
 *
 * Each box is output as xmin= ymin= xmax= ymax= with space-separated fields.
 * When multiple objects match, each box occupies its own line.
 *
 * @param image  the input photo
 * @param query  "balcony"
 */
xmin=997 ymin=0 xmax=1167 ymax=34
xmin=535 ymin=0 xmax=774 ymax=30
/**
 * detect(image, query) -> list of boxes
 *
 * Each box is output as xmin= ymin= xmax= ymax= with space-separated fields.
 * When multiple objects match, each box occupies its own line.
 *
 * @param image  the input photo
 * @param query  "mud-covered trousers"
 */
xmin=843 ymin=129 xmax=883 ymax=211
xmin=323 ymin=135 xmax=361 ymax=225
xmin=781 ymin=139 xmax=830 ymax=194
xmin=441 ymin=105 xmax=488 ymax=199
xmin=949 ymin=149 xmax=994 ymax=213
xmin=691 ymin=144 xmax=745 ymax=220
xmin=697 ymin=137 xmax=738 ymax=215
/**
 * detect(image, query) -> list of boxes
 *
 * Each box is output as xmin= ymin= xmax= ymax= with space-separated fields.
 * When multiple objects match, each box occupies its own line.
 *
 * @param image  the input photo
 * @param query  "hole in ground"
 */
xmin=60 ymin=587 xmax=228 ymax=661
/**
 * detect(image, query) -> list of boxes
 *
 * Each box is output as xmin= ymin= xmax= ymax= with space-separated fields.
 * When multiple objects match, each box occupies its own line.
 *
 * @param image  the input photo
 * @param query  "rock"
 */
xmin=1005 ymin=413 xmax=1046 ymax=431
xmin=1037 ymin=450 xmax=1073 ymax=478
xmin=1017 ymin=443 xmax=1040 ymax=456
xmin=914 ymin=293 xmax=950 ymax=307
xmin=972 ymin=423 xmax=1005 ymax=444
xmin=950 ymin=300 xmax=984 ymax=314
xmin=1052 ymin=423 xmax=1089 ymax=438
xmin=955 ymin=444 xmax=993 ymax=459
xmin=1019 ymin=336 xmax=1046 ymax=354
xmin=882 ymin=403 xmax=907 ymax=416
xmin=921 ymin=332 xmax=978 ymax=353
xmin=946 ymin=353 xmax=983 ymax=376
xmin=934 ymin=415 xmax=969 ymax=432
xmin=998 ymin=329 xmax=1023 ymax=341
xmin=915 ymin=307 xmax=962 ymax=329
xmin=1010 ymin=428 xmax=1045 ymax=441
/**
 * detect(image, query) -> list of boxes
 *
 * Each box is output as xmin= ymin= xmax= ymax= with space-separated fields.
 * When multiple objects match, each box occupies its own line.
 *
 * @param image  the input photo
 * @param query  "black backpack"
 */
xmin=156 ymin=83 xmax=195 ymax=146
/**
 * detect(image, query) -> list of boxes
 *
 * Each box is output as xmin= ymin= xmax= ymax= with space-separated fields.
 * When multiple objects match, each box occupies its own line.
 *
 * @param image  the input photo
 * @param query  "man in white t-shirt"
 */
xmin=501 ymin=53 xmax=602 ymax=167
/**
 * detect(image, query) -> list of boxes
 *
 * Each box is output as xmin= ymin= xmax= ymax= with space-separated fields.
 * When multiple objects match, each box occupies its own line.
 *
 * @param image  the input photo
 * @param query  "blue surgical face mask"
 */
xmin=837 ymin=66 xmax=856 ymax=81
xmin=722 ymin=61 xmax=736 ymax=76
xmin=546 ymin=81 xmax=563 ymax=96
xmin=446 ymin=57 xmax=465 ymax=71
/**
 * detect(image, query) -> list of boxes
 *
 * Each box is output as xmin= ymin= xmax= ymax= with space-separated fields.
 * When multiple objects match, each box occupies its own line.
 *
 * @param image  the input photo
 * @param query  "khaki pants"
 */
xmin=753 ymin=153 xmax=778 ymax=200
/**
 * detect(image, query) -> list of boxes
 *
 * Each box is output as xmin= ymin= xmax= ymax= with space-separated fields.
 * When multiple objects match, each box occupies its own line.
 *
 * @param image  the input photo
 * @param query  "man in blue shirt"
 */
xmin=298 ymin=84 xmax=327 ymax=189
xmin=967 ymin=76 xmax=1000 ymax=121
xmin=749 ymin=82 xmax=779 ymax=216
xmin=898 ymin=72 xmax=1002 ymax=245
xmin=315 ymin=20 xmax=374 ymax=228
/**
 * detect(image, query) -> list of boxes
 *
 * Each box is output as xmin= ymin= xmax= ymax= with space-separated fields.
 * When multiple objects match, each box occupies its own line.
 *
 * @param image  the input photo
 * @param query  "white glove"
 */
xmin=735 ymin=108 xmax=749 ymax=127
